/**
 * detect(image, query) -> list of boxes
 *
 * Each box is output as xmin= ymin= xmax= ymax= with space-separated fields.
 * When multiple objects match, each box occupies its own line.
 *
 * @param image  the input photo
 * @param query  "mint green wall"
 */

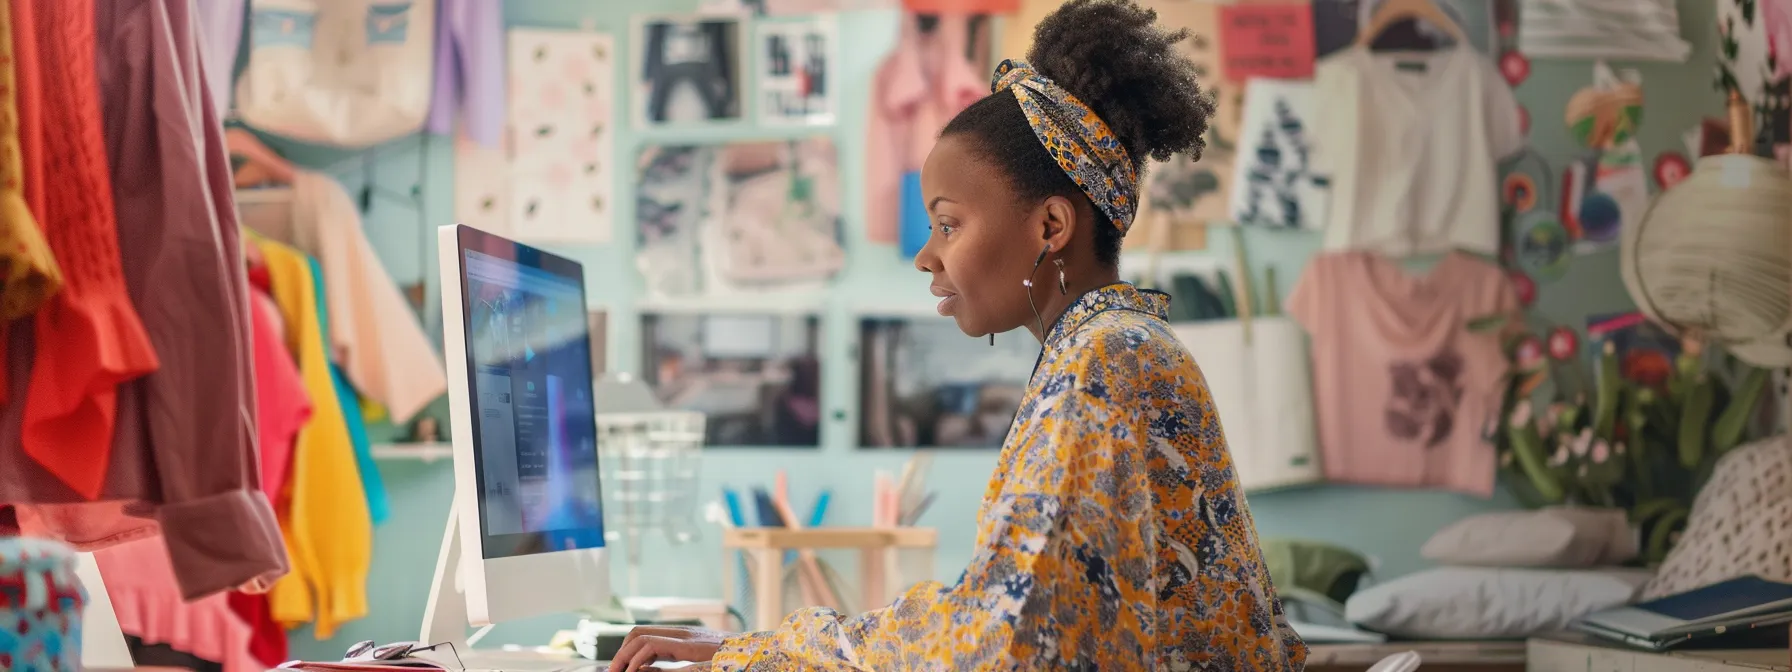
xmin=284 ymin=0 xmax=1724 ymax=659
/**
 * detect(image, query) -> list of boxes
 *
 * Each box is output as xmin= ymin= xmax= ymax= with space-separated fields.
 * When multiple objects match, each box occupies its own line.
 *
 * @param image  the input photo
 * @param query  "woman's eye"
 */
xmin=933 ymin=221 xmax=956 ymax=236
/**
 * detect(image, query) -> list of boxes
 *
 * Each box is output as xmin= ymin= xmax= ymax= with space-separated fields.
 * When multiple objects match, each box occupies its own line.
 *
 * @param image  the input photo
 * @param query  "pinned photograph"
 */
xmin=859 ymin=315 xmax=1039 ymax=449
xmin=755 ymin=16 xmax=838 ymax=126
xmin=634 ymin=15 xmax=746 ymax=127
xmin=641 ymin=311 xmax=824 ymax=448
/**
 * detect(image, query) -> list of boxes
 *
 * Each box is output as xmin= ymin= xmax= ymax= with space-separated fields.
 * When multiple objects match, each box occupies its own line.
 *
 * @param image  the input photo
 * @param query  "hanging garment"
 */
xmin=255 ymin=237 xmax=371 ymax=640
xmin=228 ymin=591 xmax=286 ymax=669
xmin=248 ymin=286 xmax=310 ymax=501
xmin=1287 ymin=252 xmax=1519 ymax=497
xmin=712 ymin=284 xmax=1308 ymax=670
xmin=1312 ymin=45 xmax=1523 ymax=256
xmin=311 ymin=256 xmax=388 ymax=524
xmin=235 ymin=0 xmax=437 ymax=147
xmin=20 ymin=0 xmax=162 ymax=503
xmin=240 ymin=170 xmax=446 ymax=424
xmin=425 ymin=0 xmax=504 ymax=147
xmin=195 ymin=0 xmax=247 ymax=118
xmin=0 ymin=0 xmax=58 ymax=323
xmin=95 ymin=537 xmax=262 ymax=672
xmin=865 ymin=13 xmax=983 ymax=245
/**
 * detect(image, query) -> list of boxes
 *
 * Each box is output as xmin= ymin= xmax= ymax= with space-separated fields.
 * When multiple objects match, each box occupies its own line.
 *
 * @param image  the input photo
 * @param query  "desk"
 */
xmin=721 ymin=527 xmax=936 ymax=629
xmin=1528 ymin=633 xmax=1789 ymax=671
xmin=1305 ymin=641 xmax=1526 ymax=672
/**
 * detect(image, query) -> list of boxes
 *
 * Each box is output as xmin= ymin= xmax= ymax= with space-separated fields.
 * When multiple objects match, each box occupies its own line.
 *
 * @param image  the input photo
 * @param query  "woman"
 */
xmin=612 ymin=1 xmax=1307 ymax=669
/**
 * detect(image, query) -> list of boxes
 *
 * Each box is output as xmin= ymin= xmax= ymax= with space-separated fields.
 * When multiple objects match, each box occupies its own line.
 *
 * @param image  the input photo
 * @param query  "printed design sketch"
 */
xmin=635 ymin=16 xmax=745 ymax=126
xmin=507 ymin=29 xmax=616 ymax=244
xmin=1229 ymin=79 xmax=1327 ymax=230
xmin=635 ymin=138 xmax=844 ymax=297
xmin=1130 ymin=0 xmax=1238 ymax=249
xmin=755 ymin=17 xmax=837 ymax=125
xmin=859 ymin=317 xmax=1039 ymax=449
xmin=1385 ymin=347 xmax=1465 ymax=449
xmin=452 ymin=29 xmax=614 ymax=244
xmin=1561 ymin=61 xmax=1646 ymax=253
xmin=641 ymin=312 xmax=824 ymax=448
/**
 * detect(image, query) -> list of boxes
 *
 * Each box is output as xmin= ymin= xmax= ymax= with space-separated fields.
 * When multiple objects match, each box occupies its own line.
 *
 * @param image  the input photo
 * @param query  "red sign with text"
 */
xmin=1218 ymin=4 xmax=1316 ymax=81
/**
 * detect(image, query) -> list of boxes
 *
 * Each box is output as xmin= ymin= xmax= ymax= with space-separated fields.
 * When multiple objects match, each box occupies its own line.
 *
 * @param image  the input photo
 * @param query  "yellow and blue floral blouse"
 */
xmin=713 ymin=283 xmax=1308 ymax=671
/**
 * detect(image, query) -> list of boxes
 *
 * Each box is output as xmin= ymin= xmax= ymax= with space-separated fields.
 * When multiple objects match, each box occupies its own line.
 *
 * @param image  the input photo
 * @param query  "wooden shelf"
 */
xmin=370 ymin=442 xmax=453 ymax=463
xmin=721 ymin=527 xmax=937 ymax=550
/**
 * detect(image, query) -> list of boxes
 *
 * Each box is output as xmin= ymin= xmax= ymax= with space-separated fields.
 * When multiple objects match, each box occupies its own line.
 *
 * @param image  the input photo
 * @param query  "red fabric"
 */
xmin=19 ymin=0 xmax=160 ymax=500
xmin=228 ymin=591 xmax=288 ymax=668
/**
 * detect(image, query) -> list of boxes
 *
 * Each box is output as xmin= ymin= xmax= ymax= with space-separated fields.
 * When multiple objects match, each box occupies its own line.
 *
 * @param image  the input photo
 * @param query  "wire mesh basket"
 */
xmin=596 ymin=410 xmax=705 ymax=595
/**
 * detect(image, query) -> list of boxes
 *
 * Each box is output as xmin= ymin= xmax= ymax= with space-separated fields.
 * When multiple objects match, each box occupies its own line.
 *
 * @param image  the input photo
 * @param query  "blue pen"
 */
xmin=722 ymin=488 xmax=746 ymax=527
xmin=808 ymin=490 xmax=831 ymax=528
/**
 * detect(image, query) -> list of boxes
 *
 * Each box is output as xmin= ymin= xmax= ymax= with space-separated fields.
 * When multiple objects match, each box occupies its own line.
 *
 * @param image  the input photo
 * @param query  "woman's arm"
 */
xmin=709 ymin=367 xmax=1129 ymax=671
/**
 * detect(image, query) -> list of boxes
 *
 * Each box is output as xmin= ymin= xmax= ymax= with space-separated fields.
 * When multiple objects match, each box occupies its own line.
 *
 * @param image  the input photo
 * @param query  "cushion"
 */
xmin=236 ymin=0 xmax=436 ymax=147
xmin=1261 ymin=538 xmax=1371 ymax=606
xmin=1644 ymin=436 xmax=1792 ymax=598
xmin=1345 ymin=567 xmax=1652 ymax=639
xmin=0 ymin=537 xmax=85 ymax=671
xmin=1422 ymin=506 xmax=1636 ymax=568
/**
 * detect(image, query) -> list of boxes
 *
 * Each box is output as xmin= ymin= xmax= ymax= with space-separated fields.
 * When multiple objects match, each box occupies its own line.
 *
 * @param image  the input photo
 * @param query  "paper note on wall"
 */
xmin=507 ymin=30 xmax=616 ymax=244
xmin=1218 ymin=4 xmax=1316 ymax=80
xmin=1128 ymin=0 xmax=1240 ymax=250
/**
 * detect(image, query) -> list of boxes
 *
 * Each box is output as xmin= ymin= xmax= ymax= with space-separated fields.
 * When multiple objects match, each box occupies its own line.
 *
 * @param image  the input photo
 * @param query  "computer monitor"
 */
xmin=422 ymin=224 xmax=612 ymax=651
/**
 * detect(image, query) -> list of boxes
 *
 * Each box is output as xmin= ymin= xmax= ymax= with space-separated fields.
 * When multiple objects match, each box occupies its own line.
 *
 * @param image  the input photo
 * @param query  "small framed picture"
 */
xmin=857 ymin=312 xmax=1039 ymax=449
xmin=640 ymin=309 xmax=825 ymax=448
xmin=632 ymin=14 xmax=747 ymax=128
xmin=754 ymin=15 xmax=838 ymax=126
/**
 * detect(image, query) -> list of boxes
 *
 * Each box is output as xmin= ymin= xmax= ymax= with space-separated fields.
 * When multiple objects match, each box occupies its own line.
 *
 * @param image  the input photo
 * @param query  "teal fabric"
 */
xmin=307 ymin=256 xmax=390 ymax=524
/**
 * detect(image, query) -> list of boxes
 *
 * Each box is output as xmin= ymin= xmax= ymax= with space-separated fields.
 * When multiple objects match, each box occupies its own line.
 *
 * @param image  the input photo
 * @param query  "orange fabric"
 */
xmin=20 ymin=0 xmax=159 ymax=501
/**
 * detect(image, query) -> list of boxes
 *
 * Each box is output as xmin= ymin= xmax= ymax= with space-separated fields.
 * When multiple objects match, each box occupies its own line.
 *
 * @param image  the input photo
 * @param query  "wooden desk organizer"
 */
xmin=721 ymin=527 xmax=937 ymax=630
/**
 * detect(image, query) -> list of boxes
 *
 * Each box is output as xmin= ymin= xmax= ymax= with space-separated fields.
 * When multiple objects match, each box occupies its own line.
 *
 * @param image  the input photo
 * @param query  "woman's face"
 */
xmin=915 ymin=134 xmax=1060 ymax=337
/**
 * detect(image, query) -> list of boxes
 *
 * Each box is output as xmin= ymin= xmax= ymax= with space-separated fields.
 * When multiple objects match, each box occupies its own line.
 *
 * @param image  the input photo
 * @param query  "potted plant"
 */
xmin=1483 ymin=321 xmax=1774 ymax=564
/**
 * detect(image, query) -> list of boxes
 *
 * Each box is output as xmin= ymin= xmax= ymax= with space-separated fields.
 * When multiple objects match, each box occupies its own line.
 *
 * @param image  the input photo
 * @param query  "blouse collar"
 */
xmin=1041 ymin=282 xmax=1171 ymax=351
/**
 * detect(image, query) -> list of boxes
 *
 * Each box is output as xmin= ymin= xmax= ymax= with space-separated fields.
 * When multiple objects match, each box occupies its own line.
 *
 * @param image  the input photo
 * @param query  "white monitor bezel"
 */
xmin=431 ymin=223 xmax=613 ymax=632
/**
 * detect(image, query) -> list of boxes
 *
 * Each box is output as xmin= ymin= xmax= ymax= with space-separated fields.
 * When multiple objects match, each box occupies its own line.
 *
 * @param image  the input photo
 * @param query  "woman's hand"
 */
xmin=608 ymin=625 xmax=728 ymax=671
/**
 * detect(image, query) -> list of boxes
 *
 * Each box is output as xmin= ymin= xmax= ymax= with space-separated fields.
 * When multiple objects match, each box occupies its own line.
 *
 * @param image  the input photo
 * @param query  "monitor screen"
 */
xmin=456 ymin=230 xmax=605 ymax=559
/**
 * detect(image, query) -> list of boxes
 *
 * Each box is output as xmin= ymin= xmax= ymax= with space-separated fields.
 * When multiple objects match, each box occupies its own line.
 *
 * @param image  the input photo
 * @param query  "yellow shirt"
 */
xmin=256 ymin=236 xmax=371 ymax=640
xmin=0 ymin=0 xmax=60 ymax=320
xmin=713 ymin=284 xmax=1307 ymax=670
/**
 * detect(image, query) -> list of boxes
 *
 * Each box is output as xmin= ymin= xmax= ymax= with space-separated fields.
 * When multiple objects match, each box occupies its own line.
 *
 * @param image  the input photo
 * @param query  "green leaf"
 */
xmin=1467 ymin=314 xmax=1508 ymax=333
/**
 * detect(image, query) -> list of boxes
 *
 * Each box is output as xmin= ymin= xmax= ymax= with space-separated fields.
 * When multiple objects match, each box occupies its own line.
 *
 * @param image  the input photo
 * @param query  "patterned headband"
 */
xmin=991 ymin=59 xmax=1139 ymax=234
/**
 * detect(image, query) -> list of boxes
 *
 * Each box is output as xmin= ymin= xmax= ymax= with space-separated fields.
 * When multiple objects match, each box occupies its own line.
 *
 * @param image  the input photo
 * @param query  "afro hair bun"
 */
xmin=1026 ymin=0 xmax=1217 ymax=165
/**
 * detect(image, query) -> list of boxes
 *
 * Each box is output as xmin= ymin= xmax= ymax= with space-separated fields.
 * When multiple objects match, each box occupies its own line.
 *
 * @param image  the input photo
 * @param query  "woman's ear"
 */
xmin=1040 ymin=195 xmax=1079 ymax=254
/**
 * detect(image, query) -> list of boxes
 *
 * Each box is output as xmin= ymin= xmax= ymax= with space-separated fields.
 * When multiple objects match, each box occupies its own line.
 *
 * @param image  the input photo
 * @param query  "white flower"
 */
xmin=1510 ymin=401 xmax=1533 ymax=427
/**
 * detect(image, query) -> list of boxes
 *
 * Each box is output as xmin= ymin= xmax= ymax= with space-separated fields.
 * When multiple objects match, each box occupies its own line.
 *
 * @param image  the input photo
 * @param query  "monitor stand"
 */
xmin=419 ymin=501 xmax=612 ymax=672
xmin=420 ymin=498 xmax=478 ymax=652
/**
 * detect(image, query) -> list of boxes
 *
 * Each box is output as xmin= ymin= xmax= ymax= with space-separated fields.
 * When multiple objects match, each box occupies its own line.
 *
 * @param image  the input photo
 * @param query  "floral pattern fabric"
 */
xmin=992 ymin=59 xmax=1139 ymax=233
xmin=712 ymin=283 xmax=1307 ymax=671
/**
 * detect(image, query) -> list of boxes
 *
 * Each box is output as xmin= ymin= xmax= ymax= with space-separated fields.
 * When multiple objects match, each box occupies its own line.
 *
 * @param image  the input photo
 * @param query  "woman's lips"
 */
xmin=931 ymin=286 xmax=958 ymax=316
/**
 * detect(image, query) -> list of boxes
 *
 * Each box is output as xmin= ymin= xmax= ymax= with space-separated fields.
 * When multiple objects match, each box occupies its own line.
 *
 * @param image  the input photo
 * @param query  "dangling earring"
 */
xmin=1054 ymin=259 xmax=1068 ymax=295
